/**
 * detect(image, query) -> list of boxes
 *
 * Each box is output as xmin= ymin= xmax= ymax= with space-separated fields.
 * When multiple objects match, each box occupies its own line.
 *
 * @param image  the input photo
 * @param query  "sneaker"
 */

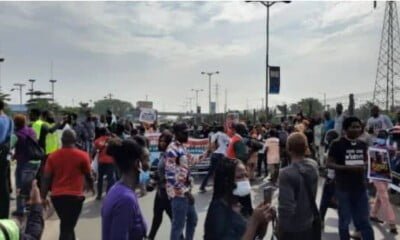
xmin=199 ymin=188 xmax=206 ymax=193
xmin=350 ymin=231 xmax=361 ymax=240
xmin=390 ymin=228 xmax=398 ymax=235
xmin=95 ymin=196 xmax=102 ymax=201
xmin=370 ymin=216 xmax=384 ymax=224
xmin=11 ymin=211 xmax=24 ymax=218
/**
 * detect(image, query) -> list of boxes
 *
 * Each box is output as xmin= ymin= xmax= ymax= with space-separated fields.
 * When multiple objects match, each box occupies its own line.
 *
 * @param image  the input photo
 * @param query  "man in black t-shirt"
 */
xmin=328 ymin=116 xmax=374 ymax=240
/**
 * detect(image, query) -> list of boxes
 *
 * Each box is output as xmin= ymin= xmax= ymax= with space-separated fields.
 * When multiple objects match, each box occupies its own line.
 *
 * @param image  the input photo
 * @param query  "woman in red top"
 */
xmin=94 ymin=128 xmax=115 ymax=200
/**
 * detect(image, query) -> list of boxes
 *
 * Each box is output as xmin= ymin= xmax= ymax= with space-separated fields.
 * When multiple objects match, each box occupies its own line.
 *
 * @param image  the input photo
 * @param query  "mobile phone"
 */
xmin=263 ymin=186 xmax=276 ymax=204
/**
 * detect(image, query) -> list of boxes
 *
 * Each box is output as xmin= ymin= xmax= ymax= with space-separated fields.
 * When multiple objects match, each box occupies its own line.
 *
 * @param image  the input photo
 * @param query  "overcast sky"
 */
xmin=0 ymin=1 xmax=385 ymax=112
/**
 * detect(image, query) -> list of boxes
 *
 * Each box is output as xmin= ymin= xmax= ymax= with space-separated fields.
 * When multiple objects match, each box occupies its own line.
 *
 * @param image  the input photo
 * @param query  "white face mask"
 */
xmin=232 ymin=180 xmax=251 ymax=197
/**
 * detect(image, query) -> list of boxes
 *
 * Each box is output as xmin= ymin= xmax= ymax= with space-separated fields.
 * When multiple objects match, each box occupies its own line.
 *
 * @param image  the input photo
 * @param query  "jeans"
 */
xmin=15 ymin=161 xmax=40 ymax=214
xmin=52 ymin=195 xmax=85 ymax=240
xmin=148 ymin=188 xmax=173 ymax=239
xmin=0 ymin=159 xmax=10 ymax=219
xmin=319 ymin=179 xmax=336 ymax=222
xmin=200 ymin=153 xmax=223 ymax=190
xmin=170 ymin=196 xmax=198 ymax=240
xmin=97 ymin=163 xmax=116 ymax=199
xmin=268 ymin=164 xmax=279 ymax=184
xmin=335 ymin=189 xmax=374 ymax=240
xmin=257 ymin=153 xmax=268 ymax=176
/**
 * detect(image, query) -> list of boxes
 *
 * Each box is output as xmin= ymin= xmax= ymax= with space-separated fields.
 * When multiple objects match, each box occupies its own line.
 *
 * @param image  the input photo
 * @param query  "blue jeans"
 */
xmin=335 ymin=189 xmax=374 ymax=240
xmin=16 ymin=161 xmax=40 ymax=214
xmin=200 ymin=153 xmax=223 ymax=190
xmin=170 ymin=196 xmax=198 ymax=240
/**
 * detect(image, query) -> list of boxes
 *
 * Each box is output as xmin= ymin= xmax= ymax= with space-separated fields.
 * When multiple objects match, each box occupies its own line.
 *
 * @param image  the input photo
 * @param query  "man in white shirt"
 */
xmin=200 ymin=126 xmax=229 ymax=192
xmin=334 ymin=103 xmax=345 ymax=136
xmin=366 ymin=105 xmax=393 ymax=136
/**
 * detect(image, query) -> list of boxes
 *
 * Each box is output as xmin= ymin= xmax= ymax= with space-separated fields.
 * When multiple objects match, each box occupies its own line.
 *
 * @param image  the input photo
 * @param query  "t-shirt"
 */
xmin=0 ymin=114 xmax=13 ymax=144
xmin=328 ymin=137 xmax=367 ymax=192
xmin=367 ymin=114 xmax=393 ymax=135
xmin=334 ymin=114 xmax=345 ymax=136
xmin=102 ymin=181 xmax=147 ymax=240
xmin=94 ymin=136 xmax=113 ymax=164
xmin=313 ymin=124 xmax=323 ymax=146
xmin=44 ymin=148 xmax=91 ymax=196
xmin=265 ymin=137 xmax=280 ymax=164
xmin=211 ymin=131 xmax=230 ymax=155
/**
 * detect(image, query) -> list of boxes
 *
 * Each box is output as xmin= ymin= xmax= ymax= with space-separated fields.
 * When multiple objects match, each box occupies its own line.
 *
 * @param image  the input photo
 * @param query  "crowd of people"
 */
xmin=0 ymin=98 xmax=400 ymax=240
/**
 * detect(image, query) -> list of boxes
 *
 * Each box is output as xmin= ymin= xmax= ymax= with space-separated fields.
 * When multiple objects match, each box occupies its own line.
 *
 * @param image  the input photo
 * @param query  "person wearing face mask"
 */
xmin=369 ymin=130 xmax=398 ymax=235
xmin=278 ymin=132 xmax=320 ymax=239
xmin=148 ymin=131 xmax=174 ymax=240
xmin=328 ymin=117 xmax=374 ymax=240
xmin=101 ymin=138 xmax=147 ymax=240
xmin=366 ymin=105 xmax=393 ymax=137
xmin=204 ymin=158 xmax=274 ymax=240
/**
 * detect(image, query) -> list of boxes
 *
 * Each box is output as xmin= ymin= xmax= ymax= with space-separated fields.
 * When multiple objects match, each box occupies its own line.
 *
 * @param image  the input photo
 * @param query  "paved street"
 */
xmin=10 ymin=176 xmax=400 ymax=240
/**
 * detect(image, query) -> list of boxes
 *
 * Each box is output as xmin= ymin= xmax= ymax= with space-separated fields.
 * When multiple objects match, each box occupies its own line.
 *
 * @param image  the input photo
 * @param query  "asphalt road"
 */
xmin=10 ymin=175 xmax=400 ymax=240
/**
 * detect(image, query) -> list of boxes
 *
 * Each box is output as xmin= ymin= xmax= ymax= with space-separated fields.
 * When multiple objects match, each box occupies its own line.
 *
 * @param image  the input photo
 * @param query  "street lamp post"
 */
xmin=201 ymin=71 xmax=219 ymax=114
xmin=246 ymin=1 xmax=291 ymax=119
xmin=191 ymin=88 xmax=204 ymax=111
xmin=49 ymin=79 xmax=57 ymax=102
xmin=29 ymin=79 xmax=36 ymax=99
xmin=13 ymin=83 xmax=26 ymax=105
xmin=0 ymin=58 xmax=4 ymax=93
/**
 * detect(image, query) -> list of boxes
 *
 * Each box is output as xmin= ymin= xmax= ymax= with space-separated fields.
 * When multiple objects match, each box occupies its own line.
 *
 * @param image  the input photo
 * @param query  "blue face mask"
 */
xmin=139 ymin=170 xmax=150 ymax=185
xmin=376 ymin=138 xmax=386 ymax=146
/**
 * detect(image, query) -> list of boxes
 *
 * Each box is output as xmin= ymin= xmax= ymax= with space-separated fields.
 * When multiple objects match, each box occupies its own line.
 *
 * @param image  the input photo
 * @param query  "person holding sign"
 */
xmin=368 ymin=130 xmax=397 ymax=235
xmin=327 ymin=117 xmax=374 ymax=240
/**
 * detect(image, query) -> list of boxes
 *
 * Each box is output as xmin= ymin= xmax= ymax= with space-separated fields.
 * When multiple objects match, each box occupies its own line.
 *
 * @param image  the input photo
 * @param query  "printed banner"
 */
xmin=139 ymin=108 xmax=157 ymax=124
xmin=145 ymin=133 xmax=209 ymax=166
xmin=368 ymin=147 xmax=392 ymax=182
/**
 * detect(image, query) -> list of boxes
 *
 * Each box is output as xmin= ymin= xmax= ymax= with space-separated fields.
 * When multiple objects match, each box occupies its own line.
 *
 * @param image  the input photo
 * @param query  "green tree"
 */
xmin=26 ymin=99 xmax=62 ymax=113
xmin=354 ymin=101 xmax=374 ymax=122
xmin=295 ymin=98 xmax=324 ymax=117
xmin=93 ymin=99 xmax=134 ymax=117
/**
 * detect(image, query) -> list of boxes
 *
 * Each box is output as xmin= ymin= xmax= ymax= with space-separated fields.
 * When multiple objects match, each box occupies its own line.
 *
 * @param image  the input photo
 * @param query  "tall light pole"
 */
xmin=186 ymin=97 xmax=194 ymax=113
xmin=246 ymin=1 xmax=291 ymax=119
xmin=49 ymin=79 xmax=57 ymax=102
xmin=191 ymin=88 xmax=204 ymax=110
xmin=13 ymin=83 xmax=26 ymax=105
xmin=201 ymin=71 xmax=219 ymax=114
xmin=28 ymin=79 xmax=36 ymax=99
xmin=0 ymin=58 xmax=4 ymax=93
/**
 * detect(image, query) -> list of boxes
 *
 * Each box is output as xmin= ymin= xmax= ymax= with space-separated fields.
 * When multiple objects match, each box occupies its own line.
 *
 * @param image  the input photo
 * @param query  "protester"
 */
xmin=101 ymin=138 xmax=147 ymax=240
xmin=323 ymin=111 xmax=334 ymax=134
xmin=334 ymin=103 xmax=345 ymax=136
xmin=226 ymin=123 xmax=254 ymax=217
xmin=369 ymin=130 xmax=397 ymax=235
xmin=313 ymin=116 xmax=324 ymax=166
xmin=255 ymin=124 xmax=267 ymax=178
xmin=319 ymin=129 xmax=339 ymax=230
xmin=200 ymin=125 xmax=229 ymax=192
xmin=42 ymin=110 xmax=61 ymax=155
xmin=278 ymin=132 xmax=320 ymax=239
xmin=0 ymin=180 xmax=44 ymax=240
xmin=148 ymin=131 xmax=174 ymax=240
xmin=41 ymin=129 xmax=94 ymax=240
xmin=327 ymin=116 xmax=374 ymax=240
xmin=94 ymin=127 xmax=115 ymax=200
xmin=165 ymin=122 xmax=198 ymax=240
xmin=366 ymin=105 xmax=393 ymax=136
xmin=81 ymin=111 xmax=95 ymax=153
xmin=0 ymin=99 xmax=13 ymax=219
xmin=132 ymin=135 xmax=151 ymax=197
xmin=265 ymin=129 xmax=280 ymax=184
xmin=204 ymin=158 xmax=275 ymax=240
xmin=12 ymin=114 xmax=38 ymax=217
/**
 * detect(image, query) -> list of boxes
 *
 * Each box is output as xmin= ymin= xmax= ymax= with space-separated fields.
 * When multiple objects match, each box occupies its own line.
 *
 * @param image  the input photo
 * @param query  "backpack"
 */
xmin=26 ymin=135 xmax=45 ymax=160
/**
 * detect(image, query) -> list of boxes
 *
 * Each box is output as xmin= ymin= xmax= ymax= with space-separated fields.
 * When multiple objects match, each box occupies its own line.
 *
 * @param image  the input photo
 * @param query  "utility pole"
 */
xmin=224 ymin=88 xmax=228 ymax=114
xmin=191 ymin=88 xmax=203 ymax=110
xmin=29 ymin=79 xmax=36 ymax=99
xmin=49 ymin=79 xmax=57 ymax=102
xmin=0 ymin=58 xmax=4 ymax=93
xmin=201 ymin=71 xmax=219 ymax=114
xmin=13 ymin=83 xmax=26 ymax=105
xmin=105 ymin=93 xmax=113 ymax=100
xmin=215 ymin=83 xmax=219 ymax=113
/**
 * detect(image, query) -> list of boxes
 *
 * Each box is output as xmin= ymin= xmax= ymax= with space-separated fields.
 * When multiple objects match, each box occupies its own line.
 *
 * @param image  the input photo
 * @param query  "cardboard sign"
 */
xmin=368 ymin=147 xmax=392 ymax=182
xmin=139 ymin=108 xmax=157 ymax=124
